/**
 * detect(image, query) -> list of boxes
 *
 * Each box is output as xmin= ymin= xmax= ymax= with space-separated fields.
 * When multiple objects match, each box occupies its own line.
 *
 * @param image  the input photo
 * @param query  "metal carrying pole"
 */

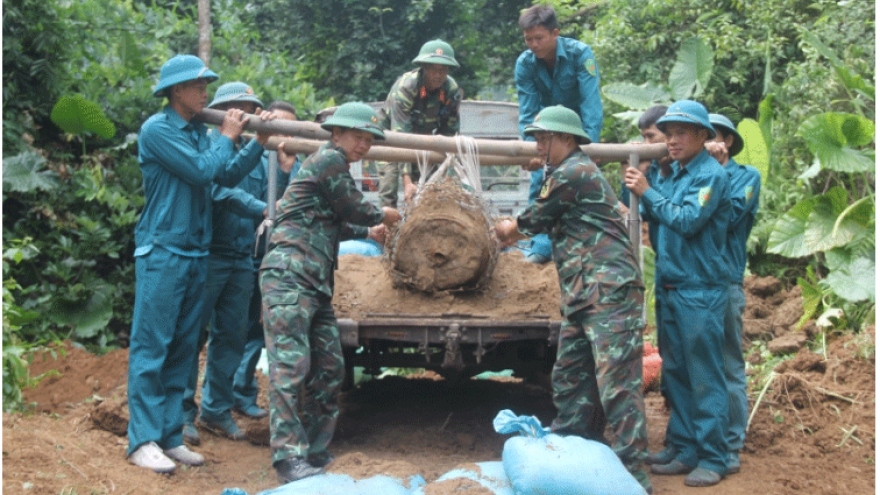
xmin=265 ymin=150 xmax=278 ymax=248
xmin=627 ymin=152 xmax=647 ymax=325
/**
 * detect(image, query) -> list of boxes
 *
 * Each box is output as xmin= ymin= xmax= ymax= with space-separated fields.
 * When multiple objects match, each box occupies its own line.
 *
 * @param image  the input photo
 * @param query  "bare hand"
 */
xmin=220 ymin=108 xmax=246 ymax=140
xmin=705 ymin=141 xmax=729 ymax=165
xmin=494 ymin=218 xmax=522 ymax=247
xmin=255 ymin=110 xmax=278 ymax=146
xmin=277 ymin=142 xmax=297 ymax=173
xmin=367 ymin=224 xmax=387 ymax=244
xmin=523 ymin=157 xmax=544 ymax=172
xmin=381 ymin=206 xmax=401 ymax=226
xmin=623 ymin=166 xmax=650 ymax=196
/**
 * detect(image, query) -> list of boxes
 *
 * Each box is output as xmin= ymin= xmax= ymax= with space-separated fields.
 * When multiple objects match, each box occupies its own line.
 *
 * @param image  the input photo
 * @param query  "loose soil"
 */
xmin=4 ymin=260 xmax=875 ymax=495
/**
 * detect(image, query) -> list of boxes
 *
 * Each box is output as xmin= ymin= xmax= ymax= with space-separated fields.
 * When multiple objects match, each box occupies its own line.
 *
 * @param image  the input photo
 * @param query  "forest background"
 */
xmin=2 ymin=0 xmax=875 ymax=410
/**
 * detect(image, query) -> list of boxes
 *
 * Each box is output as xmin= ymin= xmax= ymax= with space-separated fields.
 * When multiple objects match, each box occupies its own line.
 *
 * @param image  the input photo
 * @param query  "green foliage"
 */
xmin=2 ymin=0 xmax=72 ymax=154
xmin=2 ymin=152 xmax=60 ymax=193
xmin=50 ymin=95 xmax=117 ymax=140
xmin=3 ymin=240 xmax=42 ymax=412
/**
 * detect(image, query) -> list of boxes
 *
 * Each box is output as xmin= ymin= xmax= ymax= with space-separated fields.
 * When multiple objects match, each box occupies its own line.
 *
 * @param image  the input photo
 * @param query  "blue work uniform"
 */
xmin=182 ymin=134 xmax=267 ymax=424
xmin=721 ymin=158 xmax=761 ymax=455
xmin=127 ymin=106 xmax=261 ymax=456
xmin=639 ymin=149 xmax=732 ymax=475
xmin=232 ymin=153 xmax=297 ymax=412
xmin=515 ymin=36 xmax=603 ymax=260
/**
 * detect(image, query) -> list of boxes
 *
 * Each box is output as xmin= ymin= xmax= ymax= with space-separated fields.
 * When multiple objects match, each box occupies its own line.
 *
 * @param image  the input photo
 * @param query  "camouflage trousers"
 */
xmin=261 ymin=267 xmax=344 ymax=465
xmin=551 ymin=284 xmax=650 ymax=492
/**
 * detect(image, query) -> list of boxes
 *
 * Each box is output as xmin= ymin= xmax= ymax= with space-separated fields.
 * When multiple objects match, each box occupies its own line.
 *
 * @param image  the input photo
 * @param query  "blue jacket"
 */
xmin=515 ymin=36 xmax=603 ymax=144
xmin=641 ymin=150 xmax=731 ymax=289
xmin=723 ymin=159 xmax=761 ymax=283
xmin=134 ymin=106 xmax=259 ymax=257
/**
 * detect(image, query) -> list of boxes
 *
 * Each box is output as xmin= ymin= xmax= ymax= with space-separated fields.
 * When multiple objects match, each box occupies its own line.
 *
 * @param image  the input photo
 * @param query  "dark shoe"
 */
xmin=182 ymin=422 xmax=200 ymax=446
xmin=684 ymin=467 xmax=723 ymax=487
xmin=727 ymin=451 xmax=740 ymax=474
xmin=650 ymin=459 xmax=692 ymax=475
xmin=645 ymin=445 xmax=677 ymax=465
xmin=307 ymin=451 xmax=335 ymax=469
xmin=197 ymin=415 xmax=246 ymax=441
xmin=234 ymin=404 xmax=268 ymax=419
xmin=275 ymin=456 xmax=324 ymax=484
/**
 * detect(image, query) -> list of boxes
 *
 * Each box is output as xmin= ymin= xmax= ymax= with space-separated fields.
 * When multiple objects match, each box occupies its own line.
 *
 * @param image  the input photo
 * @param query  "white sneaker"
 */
xmin=164 ymin=445 xmax=205 ymax=466
xmin=129 ymin=441 xmax=176 ymax=473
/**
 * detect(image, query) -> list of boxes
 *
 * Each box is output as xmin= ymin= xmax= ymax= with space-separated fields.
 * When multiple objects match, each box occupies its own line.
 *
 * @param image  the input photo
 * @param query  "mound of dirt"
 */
xmin=334 ymin=250 xmax=562 ymax=321
xmin=387 ymin=179 xmax=497 ymax=292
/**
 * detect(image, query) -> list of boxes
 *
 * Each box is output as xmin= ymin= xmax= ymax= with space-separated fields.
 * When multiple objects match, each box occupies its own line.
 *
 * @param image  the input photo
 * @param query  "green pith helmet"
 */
xmin=709 ymin=113 xmax=744 ymax=157
xmin=208 ymin=82 xmax=264 ymax=109
xmin=656 ymin=100 xmax=717 ymax=138
xmin=321 ymin=102 xmax=386 ymax=140
xmin=524 ymin=105 xmax=591 ymax=144
xmin=412 ymin=39 xmax=460 ymax=68
xmin=152 ymin=54 xmax=218 ymax=97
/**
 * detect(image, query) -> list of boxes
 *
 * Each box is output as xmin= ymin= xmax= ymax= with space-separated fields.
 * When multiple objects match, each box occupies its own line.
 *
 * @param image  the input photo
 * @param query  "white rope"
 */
xmin=452 ymin=135 xmax=481 ymax=195
xmin=415 ymin=149 xmax=431 ymax=188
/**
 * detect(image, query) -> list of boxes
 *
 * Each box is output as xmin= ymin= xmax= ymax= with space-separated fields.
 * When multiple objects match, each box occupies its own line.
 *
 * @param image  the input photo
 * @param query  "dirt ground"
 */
xmin=4 ymin=256 xmax=875 ymax=495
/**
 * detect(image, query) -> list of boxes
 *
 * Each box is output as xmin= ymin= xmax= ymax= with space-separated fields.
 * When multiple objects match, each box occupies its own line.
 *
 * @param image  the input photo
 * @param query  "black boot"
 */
xmin=275 ymin=456 xmax=324 ymax=484
xmin=307 ymin=451 xmax=335 ymax=468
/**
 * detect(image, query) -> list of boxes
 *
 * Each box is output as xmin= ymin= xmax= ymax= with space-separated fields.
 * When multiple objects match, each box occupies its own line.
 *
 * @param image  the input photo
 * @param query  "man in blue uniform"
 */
xmin=181 ymin=82 xmax=277 ymax=445
xmin=127 ymin=55 xmax=274 ymax=473
xmin=515 ymin=4 xmax=603 ymax=263
xmin=624 ymin=100 xmax=731 ymax=487
xmin=231 ymin=100 xmax=301 ymax=422
xmin=707 ymin=113 xmax=761 ymax=475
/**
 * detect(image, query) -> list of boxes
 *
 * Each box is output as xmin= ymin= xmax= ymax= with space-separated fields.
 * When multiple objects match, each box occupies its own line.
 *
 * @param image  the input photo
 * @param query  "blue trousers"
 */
xmin=658 ymin=286 xmax=729 ymax=474
xmin=183 ymin=254 xmax=254 ymax=422
xmin=528 ymin=169 xmax=552 ymax=259
xmin=723 ymin=284 xmax=748 ymax=452
xmin=233 ymin=265 xmax=264 ymax=410
xmin=127 ymin=247 xmax=205 ymax=455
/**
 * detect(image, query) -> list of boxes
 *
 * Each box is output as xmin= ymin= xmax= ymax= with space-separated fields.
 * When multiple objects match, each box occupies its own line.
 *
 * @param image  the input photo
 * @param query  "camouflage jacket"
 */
xmin=517 ymin=150 xmax=642 ymax=316
xmin=263 ymin=142 xmax=385 ymax=297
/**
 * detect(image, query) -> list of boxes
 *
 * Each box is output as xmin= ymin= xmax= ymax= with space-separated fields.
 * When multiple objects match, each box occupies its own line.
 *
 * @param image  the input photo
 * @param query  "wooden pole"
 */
xmin=198 ymin=108 xmax=668 ymax=162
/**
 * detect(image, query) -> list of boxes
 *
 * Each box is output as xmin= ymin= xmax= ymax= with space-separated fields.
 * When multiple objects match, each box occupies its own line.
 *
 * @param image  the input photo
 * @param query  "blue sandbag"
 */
xmin=413 ymin=461 xmax=514 ymax=495
xmin=244 ymin=472 xmax=424 ymax=495
xmin=494 ymin=410 xmax=647 ymax=495
xmin=339 ymin=239 xmax=383 ymax=257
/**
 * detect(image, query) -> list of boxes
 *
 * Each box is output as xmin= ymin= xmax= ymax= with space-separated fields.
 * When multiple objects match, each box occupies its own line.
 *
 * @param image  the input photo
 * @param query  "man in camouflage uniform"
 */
xmin=495 ymin=106 xmax=651 ymax=493
xmin=260 ymin=102 xmax=401 ymax=484
xmin=377 ymin=39 xmax=463 ymax=206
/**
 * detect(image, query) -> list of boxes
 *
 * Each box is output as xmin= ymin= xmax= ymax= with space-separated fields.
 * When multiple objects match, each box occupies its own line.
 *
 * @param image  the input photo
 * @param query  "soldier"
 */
xmin=624 ymin=100 xmax=732 ymax=487
xmin=261 ymin=102 xmax=401 ymax=484
xmin=495 ymin=106 xmax=651 ymax=494
xmin=707 ymin=113 xmax=761 ymax=476
xmin=515 ymin=4 xmax=603 ymax=264
xmin=231 ymin=100 xmax=302 ymax=423
xmin=127 ymin=55 xmax=274 ymax=473
xmin=377 ymin=39 xmax=463 ymax=206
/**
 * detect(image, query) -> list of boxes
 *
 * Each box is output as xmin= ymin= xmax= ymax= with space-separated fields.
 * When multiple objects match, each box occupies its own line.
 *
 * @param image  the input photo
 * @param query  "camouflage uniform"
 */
xmin=260 ymin=142 xmax=384 ymax=465
xmin=377 ymin=68 xmax=463 ymax=207
xmin=516 ymin=149 xmax=650 ymax=490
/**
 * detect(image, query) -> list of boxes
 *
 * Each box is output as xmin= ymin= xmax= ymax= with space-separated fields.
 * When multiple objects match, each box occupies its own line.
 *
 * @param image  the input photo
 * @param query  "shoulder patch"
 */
xmin=539 ymin=178 xmax=554 ymax=199
xmin=745 ymin=185 xmax=754 ymax=203
xmin=584 ymin=58 xmax=597 ymax=77
xmin=698 ymin=186 xmax=712 ymax=207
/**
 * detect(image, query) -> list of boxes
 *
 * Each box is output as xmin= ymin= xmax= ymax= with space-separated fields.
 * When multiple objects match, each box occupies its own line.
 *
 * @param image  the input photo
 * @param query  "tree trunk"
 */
xmin=198 ymin=0 xmax=212 ymax=64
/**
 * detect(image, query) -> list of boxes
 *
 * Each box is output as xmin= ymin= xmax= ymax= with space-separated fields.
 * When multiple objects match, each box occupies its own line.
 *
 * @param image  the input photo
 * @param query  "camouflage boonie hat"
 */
xmin=321 ymin=102 xmax=385 ymax=140
xmin=524 ymin=105 xmax=591 ymax=144
xmin=412 ymin=39 xmax=460 ymax=68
